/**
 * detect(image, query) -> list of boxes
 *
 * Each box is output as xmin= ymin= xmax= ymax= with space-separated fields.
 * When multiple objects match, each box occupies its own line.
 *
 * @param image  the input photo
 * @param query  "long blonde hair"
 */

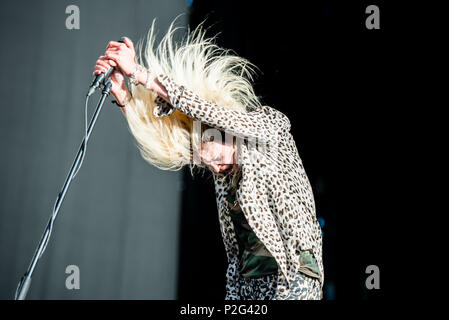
xmin=124 ymin=18 xmax=261 ymax=172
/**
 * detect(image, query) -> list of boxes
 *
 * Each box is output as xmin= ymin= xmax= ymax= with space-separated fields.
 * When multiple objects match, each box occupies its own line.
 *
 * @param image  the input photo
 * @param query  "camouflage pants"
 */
xmin=237 ymin=272 xmax=322 ymax=300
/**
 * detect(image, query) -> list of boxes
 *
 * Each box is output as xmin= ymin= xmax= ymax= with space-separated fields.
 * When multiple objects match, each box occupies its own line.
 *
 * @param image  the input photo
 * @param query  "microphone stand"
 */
xmin=14 ymin=80 xmax=113 ymax=300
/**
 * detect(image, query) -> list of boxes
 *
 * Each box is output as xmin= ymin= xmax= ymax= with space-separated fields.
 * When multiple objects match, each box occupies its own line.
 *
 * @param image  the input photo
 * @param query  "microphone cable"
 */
xmin=14 ymin=93 xmax=91 ymax=299
xmin=41 ymin=92 xmax=91 ymax=257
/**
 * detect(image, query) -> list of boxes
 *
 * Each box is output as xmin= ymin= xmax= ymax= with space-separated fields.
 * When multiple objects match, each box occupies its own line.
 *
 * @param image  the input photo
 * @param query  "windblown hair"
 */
xmin=124 ymin=19 xmax=261 ymax=171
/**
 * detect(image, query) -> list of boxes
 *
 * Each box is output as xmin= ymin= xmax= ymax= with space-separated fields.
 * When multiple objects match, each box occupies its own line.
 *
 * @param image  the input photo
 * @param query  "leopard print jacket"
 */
xmin=152 ymin=75 xmax=324 ymax=299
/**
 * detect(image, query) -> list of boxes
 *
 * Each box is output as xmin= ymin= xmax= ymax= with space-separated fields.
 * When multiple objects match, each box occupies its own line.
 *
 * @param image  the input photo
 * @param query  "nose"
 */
xmin=210 ymin=163 xmax=221 ymax=173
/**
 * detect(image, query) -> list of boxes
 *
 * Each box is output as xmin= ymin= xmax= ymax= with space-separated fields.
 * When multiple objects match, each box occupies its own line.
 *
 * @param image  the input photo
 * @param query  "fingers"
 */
xmin=106 ymin=41 xmax=126 ymax=50
xmin=105 ymin=46 xmax=120 ymax=52
xmin=96 ymin=55 xmax=115 ymax=65
xmin=122 ymin=37 xmax=134 ymax=51
xmin=100 ymin=52 xmax=117 ymax=66
xmin=105 ymin=38 xmax=134 ymax=57
xmin=106 ymin=38 xmax=134 ymax=51
xmin=93 ymin=56 xmax=115 ymax=75
xmin=93 ymin=66 xmax=109 ymax=75
xmin=105 ymin=51 xmax=120 ymax=64
xmin=93 ymin=65 xmax=109 ymax=75
xmin=94 ymin=64 xmax=108 ymax=75
xmin=97 ymin=59 xmax=110 ymax=67
xmin=103 ymin=38 xmax=136 ymax=77
xmin=104 ymin=48 xmax=119 ymax=58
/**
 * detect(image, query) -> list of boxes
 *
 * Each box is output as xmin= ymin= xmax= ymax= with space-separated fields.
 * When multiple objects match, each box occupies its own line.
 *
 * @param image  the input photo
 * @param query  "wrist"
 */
xmin=136 ymin=68 xmax=156 ymax=91
xmin=145 ymin=71 xmax=157 ymax=91
xmin=129 ymin=64 xmax=144 ymax=85
xmin=129 ymin=65 xmax=155 ymax=90
xmin=136 ymin=68 xmax=148 ymax=86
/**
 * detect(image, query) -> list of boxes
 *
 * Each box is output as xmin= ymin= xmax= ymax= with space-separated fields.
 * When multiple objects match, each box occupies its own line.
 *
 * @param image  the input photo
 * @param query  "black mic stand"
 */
xmin=14 ymin=79 xmax=113 ymax=300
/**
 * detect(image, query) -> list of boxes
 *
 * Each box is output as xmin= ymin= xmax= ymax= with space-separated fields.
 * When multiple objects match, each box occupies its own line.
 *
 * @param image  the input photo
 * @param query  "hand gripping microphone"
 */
xmin=86 ymin=38 xmax=125 ymax=97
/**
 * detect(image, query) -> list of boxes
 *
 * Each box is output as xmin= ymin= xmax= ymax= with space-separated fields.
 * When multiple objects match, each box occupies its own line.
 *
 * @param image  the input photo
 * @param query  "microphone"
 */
xmin=86 ymin=38 xmax=124 ymax=97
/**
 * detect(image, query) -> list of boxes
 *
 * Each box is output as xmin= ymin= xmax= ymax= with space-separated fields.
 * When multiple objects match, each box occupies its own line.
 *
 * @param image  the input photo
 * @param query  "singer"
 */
xmin=93 ymin=21 xmax=323 ymax=300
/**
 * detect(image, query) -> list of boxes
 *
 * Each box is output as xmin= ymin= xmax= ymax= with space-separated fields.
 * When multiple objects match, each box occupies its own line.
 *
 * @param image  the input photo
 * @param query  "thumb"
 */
xmin=122 ymin=36 xmax=134 ymax=51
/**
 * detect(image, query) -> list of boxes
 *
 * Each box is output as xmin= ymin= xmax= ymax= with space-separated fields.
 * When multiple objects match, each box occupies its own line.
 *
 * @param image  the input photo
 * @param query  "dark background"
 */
xmin=179 ymin=0 xmax=404 ymax=301
xmin=0 ymin=0 xmax=406 ymax=300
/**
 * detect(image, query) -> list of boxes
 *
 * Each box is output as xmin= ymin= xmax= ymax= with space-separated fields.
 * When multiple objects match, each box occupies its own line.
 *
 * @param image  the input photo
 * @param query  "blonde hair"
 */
xmin=124 ymin=18 xmax=261 ymax=172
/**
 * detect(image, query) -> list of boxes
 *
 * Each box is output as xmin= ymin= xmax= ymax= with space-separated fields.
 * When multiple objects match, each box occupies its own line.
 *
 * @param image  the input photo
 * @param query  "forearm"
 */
xmin=112 ymin=88 xmax=131 ymax=118
xmin=152 ymin=75 xmax=281 ymax=141
xmin=134 ymin=67 xmax=170 ymax=104
xmin=112 ymin=67 xmax=162 ymax=119
xmin=130 ymin=69 xmax=280 ymax=141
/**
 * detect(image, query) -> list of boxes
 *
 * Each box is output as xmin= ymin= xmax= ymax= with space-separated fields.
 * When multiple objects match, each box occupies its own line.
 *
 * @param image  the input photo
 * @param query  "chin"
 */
xmin=219 ymin=165 xmax=232 ymax=172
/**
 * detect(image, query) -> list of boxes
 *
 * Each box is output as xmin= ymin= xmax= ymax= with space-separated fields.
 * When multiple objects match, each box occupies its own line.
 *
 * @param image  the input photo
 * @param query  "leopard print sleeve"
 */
xmin=153 ymin=96 xmax=175 ymax=118
xmin=155 ymin=75 xmax=290 ymax=140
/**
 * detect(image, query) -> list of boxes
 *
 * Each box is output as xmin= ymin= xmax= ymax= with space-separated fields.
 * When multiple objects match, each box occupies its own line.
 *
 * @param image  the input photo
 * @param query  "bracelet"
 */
xmin=129 ymin=64 xmax=143 ymax=86
xmin=112 ymin=93 xmax=132 ymax=108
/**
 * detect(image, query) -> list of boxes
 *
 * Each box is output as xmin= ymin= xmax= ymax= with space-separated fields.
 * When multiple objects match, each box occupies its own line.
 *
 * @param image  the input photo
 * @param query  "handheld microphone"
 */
xmin=87 ymin=38 xmax=125 ymax=97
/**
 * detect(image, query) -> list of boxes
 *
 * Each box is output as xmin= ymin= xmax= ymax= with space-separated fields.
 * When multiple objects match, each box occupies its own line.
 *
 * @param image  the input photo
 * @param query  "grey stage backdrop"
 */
xmin=0 ymin=0 xmax=187 ymax=299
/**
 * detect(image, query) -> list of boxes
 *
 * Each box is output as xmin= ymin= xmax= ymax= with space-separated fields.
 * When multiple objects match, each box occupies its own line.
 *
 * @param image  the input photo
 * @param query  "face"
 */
xmin=199 ymin=141 xmax=236 ymax=173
